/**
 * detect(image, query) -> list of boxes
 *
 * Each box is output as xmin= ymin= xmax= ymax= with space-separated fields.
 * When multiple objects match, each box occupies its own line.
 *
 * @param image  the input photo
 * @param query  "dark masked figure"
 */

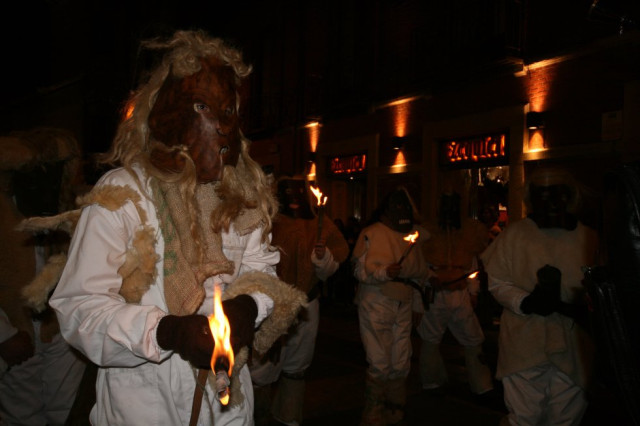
xmin=416 ymin=191 xmax=495 ymax=398
xmin=481 ymin=167 xmax=598 ymax=426
xmin=352 ymin=187 xmax=431 ymax=425
xmin=0 ymin=128 xmax=86 ymax=425
xmin=250 ymin=176 xmax=349 ymax=425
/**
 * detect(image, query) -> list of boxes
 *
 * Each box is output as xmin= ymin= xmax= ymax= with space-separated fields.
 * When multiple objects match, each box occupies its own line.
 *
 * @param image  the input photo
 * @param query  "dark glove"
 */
xmin=0 ymin=330 xmax=35 ymax=367
xmin=157 ymin=295 xmax=258 ymax=369
xmin=520 ymin=265 xmax=561 ymax=316
xmin=537 ymin=264 xmax=561 ymax=290
xmin=156 ymin=314 xmax=213 ymax=369
xmin=222 ymin=294 xmax=258 ymax=353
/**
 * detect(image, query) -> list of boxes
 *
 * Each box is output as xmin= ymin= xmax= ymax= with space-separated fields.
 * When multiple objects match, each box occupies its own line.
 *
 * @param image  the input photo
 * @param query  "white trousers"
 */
xmin=502 ymin=363 xmax=587 ymax=426
xmin=357 ymin=285 xmax=413 ymax=381
xmin=0 ymin=323 xmax=85 ymax=426
xmin=416 ymin=288 xmax=485 ymax=346
xmin=250 ymin=298 xmax=320 ymax=385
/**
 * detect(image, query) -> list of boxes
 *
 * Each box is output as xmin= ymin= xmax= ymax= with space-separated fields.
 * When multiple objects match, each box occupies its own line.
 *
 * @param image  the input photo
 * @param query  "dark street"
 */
xmin=299 ymin=296 xmax=633 ymax=425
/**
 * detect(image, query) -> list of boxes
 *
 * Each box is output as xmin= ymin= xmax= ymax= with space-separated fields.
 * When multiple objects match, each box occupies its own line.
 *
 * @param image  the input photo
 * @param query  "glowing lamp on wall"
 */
xmin=526 ymin=111 xmax=545 ymax=130
xmin=392 ymin=136 xmax=406 ymax=151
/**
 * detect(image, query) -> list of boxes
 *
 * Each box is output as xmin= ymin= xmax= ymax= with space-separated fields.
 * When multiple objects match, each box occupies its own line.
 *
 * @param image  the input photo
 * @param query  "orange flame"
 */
xmin=208 ymin=285 xmax=234 ymax=405
xmin=310 ymin=185 xmax=327 ymax=206
xmin=468 ymin=271 xmax=478 ymax=279
xmin=403 ymin=231 xmax=419 ymax=243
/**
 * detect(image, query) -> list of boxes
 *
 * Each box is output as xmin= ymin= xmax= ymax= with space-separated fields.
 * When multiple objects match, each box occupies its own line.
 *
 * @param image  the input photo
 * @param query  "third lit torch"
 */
xmin=310 ymin=185 xmax=328 ymax=242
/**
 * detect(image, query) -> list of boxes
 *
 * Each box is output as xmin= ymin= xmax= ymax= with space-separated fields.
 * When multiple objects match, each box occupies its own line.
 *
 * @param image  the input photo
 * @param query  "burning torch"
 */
xmin=209 ymin=284 xmax=234 ymax=404
xmin=398 ymin=231 xmax=419 ymax=265
xmin=190 ymin=284 xmax=234 ymax=426
xmin=440 ymin=270 xmax=480 ymax=286
xmin=310 ymin=185 xmax=327 ymax=242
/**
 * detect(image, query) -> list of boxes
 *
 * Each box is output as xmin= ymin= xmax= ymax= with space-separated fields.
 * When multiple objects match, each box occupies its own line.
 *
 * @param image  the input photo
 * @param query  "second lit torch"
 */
xmin=310 ymin=185 xmax=328 ymax=242
xmin=398 ymin=231 xmax=419 ymax=265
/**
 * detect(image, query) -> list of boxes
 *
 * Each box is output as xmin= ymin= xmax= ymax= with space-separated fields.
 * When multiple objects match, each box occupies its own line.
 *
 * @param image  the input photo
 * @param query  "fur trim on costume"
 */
xmin=79 ymin=184 xmax=158 ymax=303
xmin=0 ymin=136 xmax=35 ymax=170
xmin=16 ymin=209 xmax=81 ymax=236
xmin=205 ymin=267 xmax=308 ymax=410
xmin=17 ymin=183 xmax=159 ymax=306
xmin=77 ymin=184 xmax=149 ymax=224
xmin=117 ymin=226 xmax=159 ymax=303
xmin=0 ymin=128 xmax=78 ymax=171
xmin=21 ymin=253 xmax=68 ymax=312
xmin=222 ymin=271 xmax=308 ymax=355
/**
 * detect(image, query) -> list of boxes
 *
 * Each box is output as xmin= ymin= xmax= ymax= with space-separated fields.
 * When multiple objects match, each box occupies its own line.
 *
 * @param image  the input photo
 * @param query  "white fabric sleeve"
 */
xmin=49 ymin=202 xmax=168 ymax=368
xmin=236 ymin=228 xmax=279 ymax=277
xmin=353 ymin=237 xmax=391 ymax=284
xmin=354 ymin=253 xmax=390 ymax=283
xmin=249 ymin=292 xmax=274 ymax=326
xmin=311 ymin=249 xmax=339 ymax=281
xmin=488 ymin=275 xmax=529 ymax=315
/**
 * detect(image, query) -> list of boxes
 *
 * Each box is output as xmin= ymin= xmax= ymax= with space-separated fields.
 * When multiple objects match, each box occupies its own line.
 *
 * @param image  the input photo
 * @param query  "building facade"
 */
xmin=244 ymin=0 xmax=640 ymax=229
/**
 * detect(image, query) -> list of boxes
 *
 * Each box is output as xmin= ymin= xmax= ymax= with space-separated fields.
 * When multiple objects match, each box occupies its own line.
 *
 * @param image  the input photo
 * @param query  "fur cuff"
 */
xmin=223 ymin=271 xmax=307 ymax=355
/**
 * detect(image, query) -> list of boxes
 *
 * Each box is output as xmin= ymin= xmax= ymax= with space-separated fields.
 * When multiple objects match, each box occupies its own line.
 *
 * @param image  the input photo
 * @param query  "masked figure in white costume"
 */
xmin=49 ymin=30 xmax=306 ymax=426
xmin=352 ymin=187 xmax=431 ymax=426
xmin=250 ymin=176 xmax=349 ymax=425
xmin=0 ymin=128 xmax=86 ymax=426
xmin=416 ymin=191 xmax=494 ymax=397
xmin=481 ymin=167 xmax=598 ymax=426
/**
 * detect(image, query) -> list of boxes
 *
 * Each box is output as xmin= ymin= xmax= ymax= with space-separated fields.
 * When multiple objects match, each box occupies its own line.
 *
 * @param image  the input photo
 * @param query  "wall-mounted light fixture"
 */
xmin=392 ymin=136 xmax=407 ymax=150
xmin=526 ymin=111 xmax=545 ymax=130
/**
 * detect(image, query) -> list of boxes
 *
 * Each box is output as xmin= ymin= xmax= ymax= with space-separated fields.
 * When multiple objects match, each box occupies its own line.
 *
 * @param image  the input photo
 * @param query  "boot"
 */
xmin=464 ymin=344 xmax=494 ymax=395
xmin=419 ymin=340 xmax=447 ymax=390
xmin=271 ymin=373 xmax=305 ymax=425
xmin=384 ymin=378 xmax=406 ymax=425
xmin=361 ymin=374 xmax=385 ymax=426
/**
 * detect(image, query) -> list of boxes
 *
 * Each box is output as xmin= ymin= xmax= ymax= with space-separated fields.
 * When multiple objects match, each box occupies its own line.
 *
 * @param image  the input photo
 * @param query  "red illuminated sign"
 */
xmin=329 ymin=154 xmax=367 ymax=175
xmin=440 ymin=133 xmax=508 ymax=167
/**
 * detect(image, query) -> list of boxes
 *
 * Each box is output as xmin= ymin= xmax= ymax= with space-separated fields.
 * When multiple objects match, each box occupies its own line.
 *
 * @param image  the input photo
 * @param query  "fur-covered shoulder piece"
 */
xmin=0 ymin=127 xmax=78 ymax=171
xmin=222 ymin=271 xmax=307 ymax=355
xmin=18 ymin=183 xmax=148 ymax=236
xmin=16 ymin=210 xmax=81 ymax=236
xmin=77 ymin=184 xmax=149 ymax=224
xmin=77 ymin=184 xmax=158 ymax=303
xmin=19 ymin=183 xmax=159 ymax=308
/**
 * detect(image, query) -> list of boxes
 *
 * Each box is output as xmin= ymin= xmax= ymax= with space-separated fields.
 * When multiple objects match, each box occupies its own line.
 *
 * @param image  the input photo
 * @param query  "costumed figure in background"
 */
xmin=481 ymin=167 xmax=598 ymax=426
xmin=0 ymin=128 xmax=86 ymax=425
xmin=475 ymin=202 xmax=504 ymax=330
xmin=416 ymin=191 xmax=495 ymax=398
xmin=48 ymin=30 xmax=306 ymax=425
xmin=250 ymin=175 xmax=349 ymax=425
xmin=352 ymin=187 xmax=431 ymax=426
xmin=479 ymin=202 xmax=502 ymax=243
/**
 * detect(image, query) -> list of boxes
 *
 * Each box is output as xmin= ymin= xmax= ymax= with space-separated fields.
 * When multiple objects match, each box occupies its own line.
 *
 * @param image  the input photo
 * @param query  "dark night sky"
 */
xmin=1 ymin=0 xmax=638 ymax=135
xmin=1 ymin=1 xmax=267 ymax=106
